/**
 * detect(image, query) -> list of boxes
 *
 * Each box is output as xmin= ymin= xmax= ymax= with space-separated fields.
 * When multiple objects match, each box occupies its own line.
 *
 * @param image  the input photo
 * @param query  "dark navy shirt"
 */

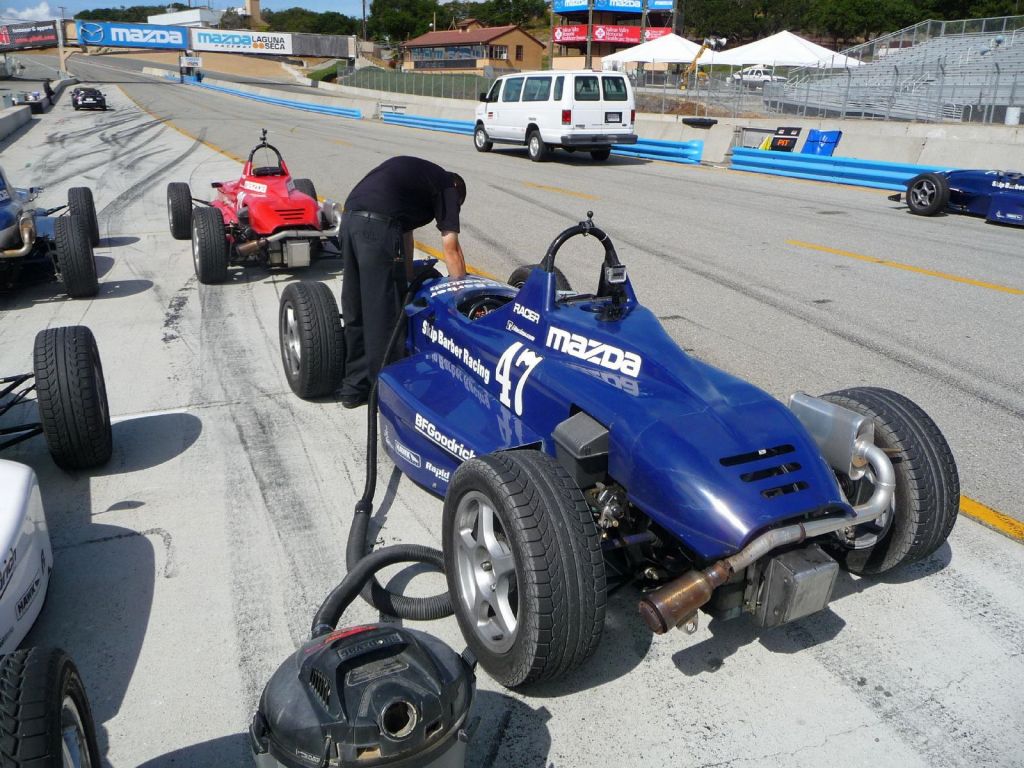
xmin=344 ymin=156 xmax=461 ymax=233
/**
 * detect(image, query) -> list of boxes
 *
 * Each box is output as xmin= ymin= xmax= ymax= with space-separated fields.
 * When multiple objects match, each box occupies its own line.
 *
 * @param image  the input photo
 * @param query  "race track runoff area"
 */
xmin=0 ymin=54 xmax=1022 ymax=767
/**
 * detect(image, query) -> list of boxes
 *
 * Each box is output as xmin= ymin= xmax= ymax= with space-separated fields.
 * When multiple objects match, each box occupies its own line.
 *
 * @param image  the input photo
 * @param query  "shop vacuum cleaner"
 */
xmin=251 ymin=267 xmax=478 ymax=768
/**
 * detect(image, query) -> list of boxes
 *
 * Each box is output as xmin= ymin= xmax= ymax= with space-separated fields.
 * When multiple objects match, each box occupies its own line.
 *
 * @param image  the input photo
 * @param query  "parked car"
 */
xmin=890 ymin=169 xmax=1024 ymax=226
xmin=71 ymin=86 xmax=107 ymax=111
xmin=166 ymin=129 xmax=340 ymax=284
xmin=731 ymin=65 xmax=787 ymax=85
xmin=474 ymin=70 xmax=638 ymax=162
xmin=11 ymin=91 xmax=45 ymax=114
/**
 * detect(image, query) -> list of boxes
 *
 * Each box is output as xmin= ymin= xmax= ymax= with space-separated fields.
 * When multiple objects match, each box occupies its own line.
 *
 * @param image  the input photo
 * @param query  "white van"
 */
xmin=474 ymin=70 xmax=638 ymax=162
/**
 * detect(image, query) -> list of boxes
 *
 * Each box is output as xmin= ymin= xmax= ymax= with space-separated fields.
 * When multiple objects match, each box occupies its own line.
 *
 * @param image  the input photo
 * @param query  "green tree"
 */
xmin=76 ymin=4 xmax=187 ymax=23
xmin=367 ymin=0 xmax=436 ymax=41
xmin=218 ymin=9 xmax=243 ymax=29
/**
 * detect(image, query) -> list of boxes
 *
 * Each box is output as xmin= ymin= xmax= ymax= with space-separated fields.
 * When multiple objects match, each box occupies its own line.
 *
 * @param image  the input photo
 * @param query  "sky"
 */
xmin=0 ymin=0 xmax=368 ymax=23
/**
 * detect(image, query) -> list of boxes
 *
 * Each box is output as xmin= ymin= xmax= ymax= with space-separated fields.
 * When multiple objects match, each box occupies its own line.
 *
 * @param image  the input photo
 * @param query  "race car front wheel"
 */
xmin=443 ymin=450 xmax=606 ymax=689
xmin=0 ymin=647 xmax=102 ymax=768
xmin=278 ymin=281 xmax=345 ymax=399
xmin=68 ymin=187 xmax=100 ymax=247
xmin=54 ymin=216 xmax=98 ymax=299
xmin=167 ymin=182 xmax=193 ymax=240
xmin=820 ymin=387 xmax=959 ymax=575
xmin=34 ymin=325 xmax=113 ymax=470
xmin=508 ymin=264 xmax=572 ymax=292
xmin=905 ymin=172 xmax=950 ymax=216
xmin=192 ymin=207 xmax=229 ymax=284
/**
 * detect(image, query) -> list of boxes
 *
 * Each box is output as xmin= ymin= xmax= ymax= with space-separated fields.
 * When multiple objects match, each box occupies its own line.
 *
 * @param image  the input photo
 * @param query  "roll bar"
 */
xmin=246 ymin=128 xmax=284 ymax=168
xmin=541 ymin=211 xmax=622 ymax=274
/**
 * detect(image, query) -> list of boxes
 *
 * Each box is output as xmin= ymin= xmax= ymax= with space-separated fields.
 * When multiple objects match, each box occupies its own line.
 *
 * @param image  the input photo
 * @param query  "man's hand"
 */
xmin=441 ymin=231 xmax=467 ymax=280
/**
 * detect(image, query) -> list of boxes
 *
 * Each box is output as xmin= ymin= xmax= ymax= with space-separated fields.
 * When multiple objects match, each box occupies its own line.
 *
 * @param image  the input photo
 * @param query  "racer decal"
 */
xmin=578 ymin=365 xmax=640 ymax=396
xmin=0 ymin=189 xmax=9 ymax=203
xmin=243 ymin=180 xmax=268 ymax=194
xmin=394 ymin=440 xmax=422 ymax=468
xmin=505 ymin=320 xmax=536 ymax=342
xmin=496 ymin=342 xmax=543 ymax=416
xmin=545 ymin=326 xmax=643 ymax=377
xmin=414 ymin=414 xmax=476 ymax=460
xmin=432 ymin=352 xmax=489 ymax=408
xmin=427 ymin=278 xmax=490 ymax=297
xmin=0 ymin=547 xmax=16 ymax=602
xmin=513 ymin=303 xmax=540 ymax=323
xmin=992 ymin=180 xmax=1024 ymax=191
xmin=15 ymin=574 xmax=40 ymax=620
xmin=425 ymin=461 xmax=450 ymax=483
xmin=421 ymin=320 xmax=490 ymax=383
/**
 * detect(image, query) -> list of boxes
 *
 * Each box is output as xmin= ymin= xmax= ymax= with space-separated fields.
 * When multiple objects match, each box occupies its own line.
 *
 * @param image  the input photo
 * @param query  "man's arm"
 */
xmin=441 ymin=231 xmax=467 ymax=280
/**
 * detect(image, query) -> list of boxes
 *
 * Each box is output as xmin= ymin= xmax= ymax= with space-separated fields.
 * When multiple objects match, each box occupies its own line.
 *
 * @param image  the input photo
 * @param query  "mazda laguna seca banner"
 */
xmin=75 ymin=21 xmax=188 ymax=49
xmin=0 ymin=20 xmax=59 ymax=51
xmin=191 ymin=29 xmax=292 ymax=55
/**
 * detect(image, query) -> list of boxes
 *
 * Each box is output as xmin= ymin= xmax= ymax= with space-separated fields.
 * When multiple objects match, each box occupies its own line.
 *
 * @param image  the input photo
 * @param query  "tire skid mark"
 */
xmin=54 ymin=527 xmax=177 ymax=578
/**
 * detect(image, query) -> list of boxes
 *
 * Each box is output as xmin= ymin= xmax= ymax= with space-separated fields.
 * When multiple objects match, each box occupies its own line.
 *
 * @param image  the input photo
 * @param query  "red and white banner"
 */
xmin=553 ymin=25 xmax=671 ymax=45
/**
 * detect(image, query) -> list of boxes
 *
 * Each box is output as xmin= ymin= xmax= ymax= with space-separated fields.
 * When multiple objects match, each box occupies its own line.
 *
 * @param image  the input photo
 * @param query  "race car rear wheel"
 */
xmin=68 ymin=187 xmax=100 ymax=247
xmin=443 ymin=450 xmax=606 ymax=689
xmin=167 ymin=182 xmax=193 ymax=240
xmin=192 ymin=206 xmax=229 ymax=284
xmin=278 ymin=281 xmax=345 ymax=399
xmin=54 ymin=216 xmax=98 ymax=299
xmin=508 ymin=264 xmax=572 ymax=292
xmin=905 ymin=172 xmax=950 ymax=216
xmin=0 ymin=647 xmax=102 ymax=768
xmin=293 ymin=178 xmax=318 ymax=202
xmin=33 ymin=325 xmax=113 ymax=470
xmin=820 ymin=387 xmax=959 ymax=575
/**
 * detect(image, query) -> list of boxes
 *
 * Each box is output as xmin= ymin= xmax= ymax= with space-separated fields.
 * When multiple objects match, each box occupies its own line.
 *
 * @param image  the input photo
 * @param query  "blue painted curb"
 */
xmin=382 ymin=113 xmax=474 ymax=135
xmin=180 ymin=77 xmax=361 ymax=120
xmin=731 ymin=147 xmax=951 ymax=191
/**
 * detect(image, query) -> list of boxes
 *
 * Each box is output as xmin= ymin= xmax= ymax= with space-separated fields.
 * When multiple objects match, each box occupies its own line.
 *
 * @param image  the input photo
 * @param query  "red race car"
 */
xmin=166 ymin=130 xmax=341 ymax=284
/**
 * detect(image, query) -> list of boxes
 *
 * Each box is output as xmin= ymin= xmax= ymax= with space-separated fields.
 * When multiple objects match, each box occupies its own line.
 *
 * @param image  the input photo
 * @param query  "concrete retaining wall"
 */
xmin=0 ymin=106 xmax=32 ymax=141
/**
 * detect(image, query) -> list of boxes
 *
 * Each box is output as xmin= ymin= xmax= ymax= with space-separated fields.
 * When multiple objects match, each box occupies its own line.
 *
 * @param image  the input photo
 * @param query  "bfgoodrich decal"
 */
xmin=191 ymin=29 xmax=293 ymax=55
xmin=75 ymin=21 xmax=187 ymax=49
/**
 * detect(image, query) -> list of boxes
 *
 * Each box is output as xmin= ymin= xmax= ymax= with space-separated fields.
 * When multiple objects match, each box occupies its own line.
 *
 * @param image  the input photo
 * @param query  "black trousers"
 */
xmin=339 ymin=213 xmax=407 ymax=398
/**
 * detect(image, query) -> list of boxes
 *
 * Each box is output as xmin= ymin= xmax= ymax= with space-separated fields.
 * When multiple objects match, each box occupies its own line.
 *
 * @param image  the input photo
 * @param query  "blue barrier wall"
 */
xmin=382 ymin=113 xmax=703 ymax=163
xmin=182 ymin=78 xmax=361 ymax=120
xmin=730 ymin=147 xmax=951 ymax=191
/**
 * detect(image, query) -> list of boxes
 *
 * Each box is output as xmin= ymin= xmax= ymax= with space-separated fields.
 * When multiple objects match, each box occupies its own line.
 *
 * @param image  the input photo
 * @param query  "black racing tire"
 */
xmin=68 ymin=187 xmax=100 ymax=247
xmin=278 ymin=281 xmax=345 ymax=399
xmin=474 ymin=124 xmax=493 ymax=152
xmin=590 ymin=148 xmax=611 ymax=161
xmin=191 ymin=206 xmax=229 ymax=284
xmin=33 ymin=325 xmax=112 ymax=470
xmin=443 ymin=450 xmax=606 ymax=689
xmin=0 ymin=648 xmax=102 ymax=768
xmin=73 ymin=104 xmax=80 ymax=110
xmin=54 ymin=216 xmax=98 ymax=299
xmin=167 ymin=182 xmax=193 ymax=240
xmin=293 ymin=177 xmax=318 ymax=202
xmin=508 ymin=264 xmax=572 ymax=292
xmin=527 ymin=130 xmax=548 ymax=162
xmin=820 ymin=387 xmax=959 ymax=575
xmin=905 ymin=172 xmax=950 ymax=216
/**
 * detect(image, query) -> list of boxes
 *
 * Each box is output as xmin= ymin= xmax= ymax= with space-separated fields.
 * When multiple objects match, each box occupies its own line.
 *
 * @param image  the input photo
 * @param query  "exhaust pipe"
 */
xmin=1 ymin=214 xmax=36 ymax=259
xmin=235 ymin=202 xmax=343 ymax=257
xmin=639 ymin=439 xmax=894 ymax=634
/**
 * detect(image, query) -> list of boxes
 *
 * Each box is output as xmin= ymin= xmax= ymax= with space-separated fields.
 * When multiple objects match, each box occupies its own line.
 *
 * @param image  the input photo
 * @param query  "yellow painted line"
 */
xmin=961 ymin=496 xmax=1024 ymax=543
xmin=522 ymin=181 xmax=598 ymax=201
xmin=414 ymin=240 xmax=497 ymax=280
xmin=332 ymin=138 xmax=352 ymax=147
xmin=116 ymin=85 xmax=245 ymax=163
xmin=787 ymin=240 xmax=1024 ymax=296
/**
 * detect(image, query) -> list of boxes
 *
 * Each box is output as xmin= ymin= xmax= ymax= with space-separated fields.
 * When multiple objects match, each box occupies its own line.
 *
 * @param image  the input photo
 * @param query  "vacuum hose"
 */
xmin=311 ymin=265 xmax=454 ymax=638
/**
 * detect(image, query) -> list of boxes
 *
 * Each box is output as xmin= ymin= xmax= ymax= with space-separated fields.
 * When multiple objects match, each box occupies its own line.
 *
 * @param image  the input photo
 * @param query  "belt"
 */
xmin=346 ymin=210 xmax=396 ymax=225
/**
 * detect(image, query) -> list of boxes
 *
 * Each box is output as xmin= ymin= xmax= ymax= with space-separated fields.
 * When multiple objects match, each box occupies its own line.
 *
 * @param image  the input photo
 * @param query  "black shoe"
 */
xmin=341 ymin=394 xmax=367 ymax=409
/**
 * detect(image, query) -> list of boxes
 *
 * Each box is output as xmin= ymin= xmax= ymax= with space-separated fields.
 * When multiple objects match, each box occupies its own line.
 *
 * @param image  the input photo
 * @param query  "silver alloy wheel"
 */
xmin=475 ymin=127 xmax=486 ymax=148
xmin=191 ymin=222 xmax=200 ymax=274
xmin=453 ymin=490 xmax=518 ymax=653
xmin=60 ymin=695 xmax=92 ymax=768
xmin=910 ymin=178 xmax=936 ymax=207
xmin=281 ymin=303 xmax=301 ymax=377
xmin=529 ymin=134 xmax=540 ymax=157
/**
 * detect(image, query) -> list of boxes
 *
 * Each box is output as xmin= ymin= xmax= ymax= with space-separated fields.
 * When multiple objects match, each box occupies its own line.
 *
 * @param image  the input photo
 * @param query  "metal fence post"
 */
xmin=989 ymin=63 xmax=1001 ymax=124
xmin=886 ymin=65 xmax=899 ymax=120
xmin=842 ymin=66 xmax=851 ymax=118
xmin=936 ymin=61 xmax=946 ymax=121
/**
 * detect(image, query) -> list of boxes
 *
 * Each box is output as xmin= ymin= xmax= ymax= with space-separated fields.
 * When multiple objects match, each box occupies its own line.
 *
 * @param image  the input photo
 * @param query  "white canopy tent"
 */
xmin=696 ymin=30 xmax=863 ymax=68
xmin=601 ymin=33 xmax=703 ymax=66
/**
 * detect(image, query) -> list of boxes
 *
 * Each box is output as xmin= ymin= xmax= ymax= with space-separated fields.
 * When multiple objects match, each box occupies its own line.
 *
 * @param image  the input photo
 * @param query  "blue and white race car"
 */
xmin=891 ymin=169 xmax=1024 ymax=225
xmin=279 ymin=215 xmax=960 ymax=688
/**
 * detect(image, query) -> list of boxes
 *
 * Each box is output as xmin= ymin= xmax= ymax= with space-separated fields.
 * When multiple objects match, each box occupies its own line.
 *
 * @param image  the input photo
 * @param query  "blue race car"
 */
xmin=278 ymin=215 xmax=959 ymax=688
xmin=891 ymin=169 xmax=1024 ymax=225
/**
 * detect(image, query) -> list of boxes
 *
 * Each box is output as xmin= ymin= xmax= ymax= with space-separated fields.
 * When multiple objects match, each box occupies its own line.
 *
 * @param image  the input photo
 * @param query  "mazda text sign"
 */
xmin=191 ymin=29 xmax=293 ymax=55
xmin=75 ymin=21 xmax=188 ymax=49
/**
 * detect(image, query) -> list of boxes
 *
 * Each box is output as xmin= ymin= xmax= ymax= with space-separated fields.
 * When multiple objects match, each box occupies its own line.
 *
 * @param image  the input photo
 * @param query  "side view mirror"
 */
xmin=479 ymin=92 xmax=488 ymax=102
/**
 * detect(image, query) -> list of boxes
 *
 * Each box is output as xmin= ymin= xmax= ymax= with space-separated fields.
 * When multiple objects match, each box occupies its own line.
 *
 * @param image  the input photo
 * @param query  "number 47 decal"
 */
xmin=495 ymin=342 xmax=543 ymax=416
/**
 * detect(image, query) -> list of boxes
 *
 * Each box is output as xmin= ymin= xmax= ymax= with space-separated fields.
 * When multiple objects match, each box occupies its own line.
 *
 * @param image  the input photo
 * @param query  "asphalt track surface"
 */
xmin=0 ymin=53 xmax=1021 ymax=767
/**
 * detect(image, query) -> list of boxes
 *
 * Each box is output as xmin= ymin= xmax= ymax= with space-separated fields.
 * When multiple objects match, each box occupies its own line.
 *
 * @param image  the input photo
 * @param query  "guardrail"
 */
xmin=612 ymin=138 xmax=703 ymax=164
xmin=191 ymin=80 xmax=362 ymax=120
xmin=730 ymin=147 xmax=951 ymax=190
xmin=381 ymin=113 xmax=704 ymax=163
xmin=381 ymin=113 xmax=474 ymax=135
